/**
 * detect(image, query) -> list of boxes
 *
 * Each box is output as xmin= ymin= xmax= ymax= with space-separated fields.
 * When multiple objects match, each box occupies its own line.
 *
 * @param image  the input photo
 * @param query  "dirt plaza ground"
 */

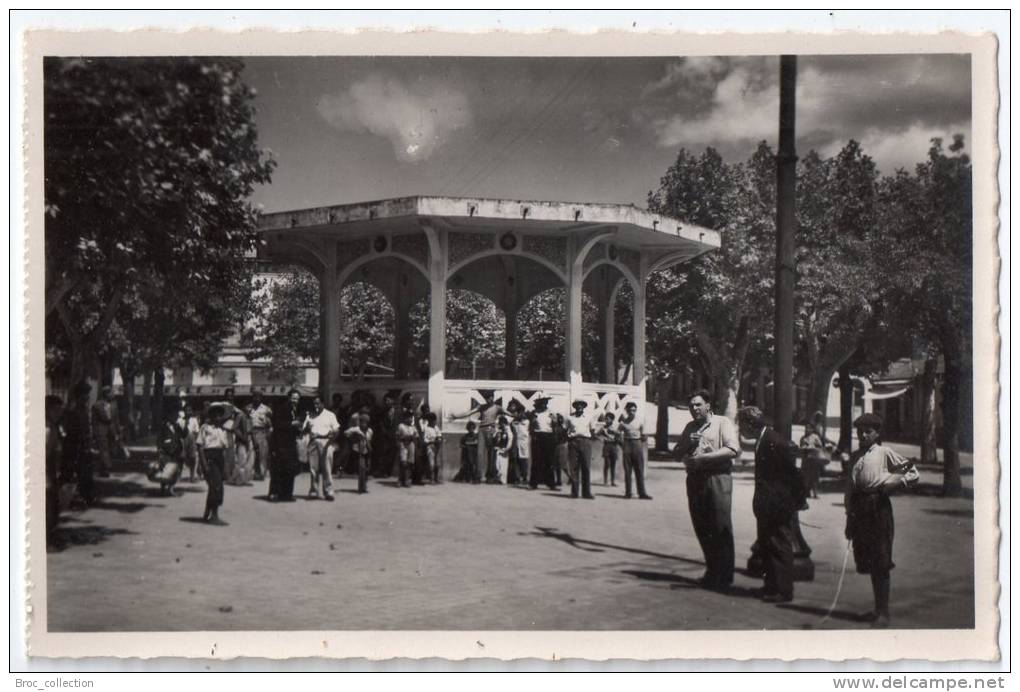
xmin=46 ymin=444 xmax=975 ymax=632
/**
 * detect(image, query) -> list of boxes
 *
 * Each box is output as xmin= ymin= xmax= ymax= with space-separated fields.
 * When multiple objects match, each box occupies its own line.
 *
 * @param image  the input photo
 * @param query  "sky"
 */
xmin=243 ymin=54 xmax=971 ymax=213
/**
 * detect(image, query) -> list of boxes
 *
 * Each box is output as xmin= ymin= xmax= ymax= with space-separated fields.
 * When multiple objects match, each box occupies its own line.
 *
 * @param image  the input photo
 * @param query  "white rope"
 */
xmin=821 ymin=539 xmax=852 ymax=625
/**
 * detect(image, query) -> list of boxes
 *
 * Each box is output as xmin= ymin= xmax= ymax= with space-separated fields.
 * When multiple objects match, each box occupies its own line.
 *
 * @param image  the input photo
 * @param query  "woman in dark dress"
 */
xmin=269 ymin=389 xmax=303 ymax=501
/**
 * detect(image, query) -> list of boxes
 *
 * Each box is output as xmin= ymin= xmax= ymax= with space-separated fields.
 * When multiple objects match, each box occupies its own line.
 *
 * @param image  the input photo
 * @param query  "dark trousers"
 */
xmin=622 ymin=439 xmax=648 ymax=497
xmin=569 ymin=437 xmax=593 ymax=498
xmin=686 ymin=472 xmax=734 ymax=586
xmin=354 ymin=452 xmax=370 ymax=493
xmin=757 ymin=516 xmax=795 ymax=598
xmin=204 ymin=449 xmax=225 ymax=515
xmin=531 ymin=433 xmax=557 ymax=488
xmin=76 ymin=453 xmax=96 ymax=503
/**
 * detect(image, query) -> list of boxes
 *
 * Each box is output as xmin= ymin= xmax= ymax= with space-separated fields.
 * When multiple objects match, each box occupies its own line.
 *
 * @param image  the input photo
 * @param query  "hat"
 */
xmin=72 ymin=380 xmax=92 ymax=397
xmin=571 ymin=398 xmax=588 ymax=408
xmin=533 ymin=390 xmax=552 ymax=402
xmin=853 ymin=413 xmax=884 ymax=429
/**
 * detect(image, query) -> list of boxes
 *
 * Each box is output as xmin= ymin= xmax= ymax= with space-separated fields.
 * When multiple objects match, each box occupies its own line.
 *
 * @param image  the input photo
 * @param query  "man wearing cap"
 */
xmin=737 ymin=405 xmax=806 ymax=603
xmin=565 ymin=398 xmax=597 ymax=500
xmin=675 ymin=389 xmax=740 ymax=591
xmin=529 ymin=393 xmax=559 ymax=490
xmin=91 ymin=385 xmax=120 ymax=478
xmin=248 ymin=390 xmax=274 ymax=482
xmin=845 ymin=413 xmax=919 ymax=628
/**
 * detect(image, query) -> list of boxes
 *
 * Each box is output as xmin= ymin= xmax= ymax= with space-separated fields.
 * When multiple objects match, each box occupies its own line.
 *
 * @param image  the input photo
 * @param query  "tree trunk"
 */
xmin=715 ymin=370 xmax=741 ymax=420
xmin=152 ymin=367 xmax=166 ymax=433
xmin=140 ymin=371 xmax=153 ymax=435
xmin=655 ymin=374 xmax=671 ymax=452
xmin=122 ymin=366 xmax=137 ymax=442
xmin=837 ymin=365 xmax=854 ymax=453
xmin=806 ymin=365 xmax=837 ymax=431
xmin=919 ymin=356 xmax=939 ymax=464
xmin=940 ymin=343 xmax=964 ymax=496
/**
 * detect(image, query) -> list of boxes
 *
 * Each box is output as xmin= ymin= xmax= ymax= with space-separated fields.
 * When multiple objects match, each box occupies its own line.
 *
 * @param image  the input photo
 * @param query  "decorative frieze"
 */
xmin=392 ymin=233 xmax=429 ymax=268
xmin=337 ymin=238 xmax=371 ymax=272
xmin=449 ymin=231 xmax=494 ymax=267
xmin=522 ymin=235 xmax=567 ymax=272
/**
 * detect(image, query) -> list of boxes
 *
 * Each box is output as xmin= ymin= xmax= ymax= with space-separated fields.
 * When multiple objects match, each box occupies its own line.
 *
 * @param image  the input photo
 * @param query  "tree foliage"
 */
xmin=44 ymin=57 xmax=275 ymax=386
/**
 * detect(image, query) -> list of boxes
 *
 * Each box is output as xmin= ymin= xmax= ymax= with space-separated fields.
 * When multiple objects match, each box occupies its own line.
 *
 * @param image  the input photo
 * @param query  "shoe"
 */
xmin=308 ymin=492 xmax=318 ymax=499
xmin=582 ymin=494 xmax=595 ymax=500
xmin=208 ymin=518 xmax=229 ymax=527
xmin=762 ymin=593 xmax=793 ymax=603
xmin=639 ymin=494 xmax=653 ymax=500
xmin=625 ymin=493 xmax=633 ymax=499
xmin=871 ymin=614 xmax=890 ymax=629
xmin=324 ymin=494 xmax=335 ymax=502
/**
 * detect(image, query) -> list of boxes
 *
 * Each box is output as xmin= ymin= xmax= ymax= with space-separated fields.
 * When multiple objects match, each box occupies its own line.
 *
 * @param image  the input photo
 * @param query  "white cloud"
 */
xmin=317 ymin=75 xmax=472 ymax=162
xmin=646 ymin=56 xmax=970 ymax=173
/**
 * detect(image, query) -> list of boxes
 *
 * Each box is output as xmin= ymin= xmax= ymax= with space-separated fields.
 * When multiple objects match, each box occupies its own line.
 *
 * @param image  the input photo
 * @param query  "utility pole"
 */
xmin=774 ymin=55 xmax=797 ymax=439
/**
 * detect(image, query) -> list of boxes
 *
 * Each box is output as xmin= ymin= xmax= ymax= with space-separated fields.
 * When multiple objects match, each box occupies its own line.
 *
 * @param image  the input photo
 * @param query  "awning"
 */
xmin=864 ymin=385 xmax=912 ymax=401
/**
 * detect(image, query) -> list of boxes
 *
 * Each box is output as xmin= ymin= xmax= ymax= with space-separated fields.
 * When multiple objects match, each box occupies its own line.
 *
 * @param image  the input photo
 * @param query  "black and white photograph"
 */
xmin=17 ymin=20 xmax=1002 ymax=665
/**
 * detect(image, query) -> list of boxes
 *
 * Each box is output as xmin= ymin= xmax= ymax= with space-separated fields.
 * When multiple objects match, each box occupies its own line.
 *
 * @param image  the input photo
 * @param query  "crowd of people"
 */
xmin=45 ymin=382 xmax=919 ymax=628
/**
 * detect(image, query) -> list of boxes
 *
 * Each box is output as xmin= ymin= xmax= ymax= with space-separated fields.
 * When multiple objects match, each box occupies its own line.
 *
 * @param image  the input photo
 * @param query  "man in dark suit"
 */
xmin=737 ymin=406 xmax=807 ymax=603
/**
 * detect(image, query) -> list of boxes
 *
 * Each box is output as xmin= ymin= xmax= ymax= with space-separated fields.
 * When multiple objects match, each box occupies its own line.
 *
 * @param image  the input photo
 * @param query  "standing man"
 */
xmin=248 ymin=390 xmax=274 ymax=482
xmin=565 ymin=398 xmax=596 ymax=500
xmin=844 ymin=413 xmax=919 ymax=628
xmin=269 ymin=389 xmax=303 ymax=502
xmin=529 ymin=394 xmax=558 ymax=490
xmin=450 ymin=390 xmax=509 ymax=484
xmin=675 ymin=389 xmax=739 ymax=591
xmin=65 ymin=381 xmax=97 ymax=505
xmin=91 ymin=385 xmax=120 ymax=478
xmin=303 ymin=396 xmax=339 ymax=501
xmin=618 ymin=401 xmax=652 ymax=500
xmin=737 ymin=406 xmax=806 ymax=603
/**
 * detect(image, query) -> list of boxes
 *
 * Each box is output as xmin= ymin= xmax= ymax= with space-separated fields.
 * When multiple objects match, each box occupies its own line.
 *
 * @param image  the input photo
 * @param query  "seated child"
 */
xmin=148 ymin=411 xmax=184 ymax=496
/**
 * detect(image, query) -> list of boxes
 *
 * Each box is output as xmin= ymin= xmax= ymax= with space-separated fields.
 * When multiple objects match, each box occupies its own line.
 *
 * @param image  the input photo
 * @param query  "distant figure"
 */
xmin=249 ymin=390 xmax=274 ymax=482
xmin=529 ymin=394 xmax=558 ymax=490
xmin=599 ymin=411 xmax=620 ymax=487
xmin=508 ymin=404 xmax=531 ymax=487
xmin=565 ymin=399 xmax=596 ymax=500
xmin=799 ymin=423 xmax=826 ymax=499
xmin=46 ymin=394 xmax=66 ymax=540
xmin=91 ymin=385 xmax=120 ymax=478
xmin=618 ymin=401 xmax=651 ymax=500
xmin=490 ymin=416 xmax=511 ymax=485
xmin=149 ymin=410 xmax=184 ymax=496
xmin=421 ymin=412 xmax=443 ymax=484
xmin=344 ymin=412 xmax=374 ymax=494
xmin=738 ymin=406 xmax=807 ymax=604
xmin=675 ymin=389 xmax=739 ymax=591
xmin=450 ymin=390 xmax=510 ymax=484
xmin=395 ymin=410 xmax=417 ymax=488
xmin=269 ymin=389 xmax=303 ymax=502
xmin=196 ymin=404 xmax=230 ymax=525
xmin=223 ymin=387 xmax=253 ymax=485
xmin=303 ymin=396 xmax=339 ymax=501
xmin=64 ymin=381 xmax=97 ymax=506
xmin=455 ymin=421 xmax=479 ymax=483
xmin=845 ymin=413 xmax=919 ymax=629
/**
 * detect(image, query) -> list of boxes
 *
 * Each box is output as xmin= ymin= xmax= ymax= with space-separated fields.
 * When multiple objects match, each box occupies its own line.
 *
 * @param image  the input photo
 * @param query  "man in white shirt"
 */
xmin=248 ymin=389 xmax=274 ymax=482
xmin=303 ymin=396 xmax=339 ymax=501
xmin=566 ymin=398 xmax=596 ymax=500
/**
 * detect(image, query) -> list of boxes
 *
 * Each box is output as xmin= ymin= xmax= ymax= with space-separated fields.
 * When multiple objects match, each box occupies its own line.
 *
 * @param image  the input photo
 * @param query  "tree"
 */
xmin=241 ymin=267 xmax=321 ymax=383
xmin=44 ymin=57 xmax=275 ymax=387
xmin=647 ymin=144 xmax=776 ymax=417
xmin=878 ymin=136 xmax=972 ymax=494
xmin=794 ymin=141 xmax=886 ymax=421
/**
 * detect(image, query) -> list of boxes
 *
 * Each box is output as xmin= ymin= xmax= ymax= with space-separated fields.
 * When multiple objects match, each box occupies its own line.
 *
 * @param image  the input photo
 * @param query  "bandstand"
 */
xmin=259 ymin=196 xmax=720 ymax=464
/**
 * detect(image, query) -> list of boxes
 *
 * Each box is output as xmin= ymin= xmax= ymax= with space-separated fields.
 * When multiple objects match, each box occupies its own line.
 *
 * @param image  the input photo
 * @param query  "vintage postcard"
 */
xmin=18 ymin=25 xmax=1001 ymax=662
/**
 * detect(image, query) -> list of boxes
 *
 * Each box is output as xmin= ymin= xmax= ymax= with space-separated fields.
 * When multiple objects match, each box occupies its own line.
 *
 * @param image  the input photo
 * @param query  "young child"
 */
xmin=600 ymin=411 xmax=621 ymax=486
xmin=456 ymin=421 xmax=479 ymax=483
xmin=344 ymin=412 xmax=374 ymax=494
xmin=149 ymin=410 xmax=184 ymax=496
xmin=509 ymin=406 xmax=531 ymax=486
xmin=196 ymin=404 xmax=230 ymax=525
xmin=420 ymin=412 xmax=443 ymax=484
xmin=395 ymin=410 xmax=418 ymax=488
xmin=490 ymin=416 xmax=512 ymax=485
xmin=844 ymin=413 xmax=919 ymax=629
xmin=799 ymin=423 xmax=825 ymax=499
